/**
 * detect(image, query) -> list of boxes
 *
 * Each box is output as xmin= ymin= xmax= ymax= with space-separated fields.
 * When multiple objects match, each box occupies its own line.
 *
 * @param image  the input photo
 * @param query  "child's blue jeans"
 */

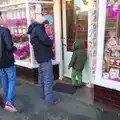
xmin=0 ymin=66 xmax=16 ymax=104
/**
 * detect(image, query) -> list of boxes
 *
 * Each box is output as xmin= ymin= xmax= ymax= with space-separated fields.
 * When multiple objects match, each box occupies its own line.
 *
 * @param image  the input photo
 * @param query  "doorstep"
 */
xmin=54 ymin=79 xmax=94 ymax=105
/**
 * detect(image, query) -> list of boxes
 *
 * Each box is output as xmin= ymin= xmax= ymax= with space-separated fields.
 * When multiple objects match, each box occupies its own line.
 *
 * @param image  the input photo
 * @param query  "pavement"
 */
xmin=0 ymin=82 xmax=120 ymax=120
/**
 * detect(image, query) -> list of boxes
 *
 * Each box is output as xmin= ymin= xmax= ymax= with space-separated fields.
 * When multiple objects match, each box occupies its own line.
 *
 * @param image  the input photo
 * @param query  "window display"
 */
xmin=0 ymin=7 xmax=30 ymax=63
xmin=0 ymin=1 xmax=56 ymax=68
xmin=102 ymin=1 xmax=120 ymax=81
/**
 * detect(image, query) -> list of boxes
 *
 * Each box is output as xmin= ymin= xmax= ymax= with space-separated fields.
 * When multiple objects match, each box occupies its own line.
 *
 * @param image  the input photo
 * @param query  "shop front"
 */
xmin=0 ymin=0 xmax=100 ymax=86
xmin=0 ymin=0 xmax=97 ymax=86
xmin=94 ymin=0 xmax=120 ymax=110
xmin=1 ymin=0 xmax=120 ymax=109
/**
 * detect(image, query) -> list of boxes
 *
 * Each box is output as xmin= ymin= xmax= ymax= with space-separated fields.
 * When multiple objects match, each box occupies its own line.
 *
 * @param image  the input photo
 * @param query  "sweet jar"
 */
xmin=115 ymin=51 xmax=119 ymax=57
xmin=116 ymin=60 xmax=120 ymax=66
xmin=103 ymin=72 xmax=109 ymax=79
xmin=110 ymin=59 xmax=115 ymax=65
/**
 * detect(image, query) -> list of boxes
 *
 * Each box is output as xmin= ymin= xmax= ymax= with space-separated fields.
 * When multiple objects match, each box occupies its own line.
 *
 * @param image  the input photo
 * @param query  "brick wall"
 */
xmin=94 ymin=85 xmax=120 ymax=110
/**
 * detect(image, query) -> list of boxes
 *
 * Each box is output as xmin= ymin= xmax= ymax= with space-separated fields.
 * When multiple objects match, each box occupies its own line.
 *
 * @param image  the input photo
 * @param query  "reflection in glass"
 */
xmin=66 ymin=0 xmax=88 ymax=51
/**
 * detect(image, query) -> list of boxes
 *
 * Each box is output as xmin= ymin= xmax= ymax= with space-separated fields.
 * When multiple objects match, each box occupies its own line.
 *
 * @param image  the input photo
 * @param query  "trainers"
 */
xmin=48 ymin=98 xmax=60 ymax=105
xmin=5 ymin=103 xmax=17 ymax=112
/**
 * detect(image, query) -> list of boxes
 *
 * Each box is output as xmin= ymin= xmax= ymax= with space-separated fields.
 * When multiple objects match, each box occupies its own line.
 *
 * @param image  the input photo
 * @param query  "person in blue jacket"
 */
xmin=28 ymin=14 xmax=59 ymax=104
xmin=0 ymin=11 xmax=17 ymax=112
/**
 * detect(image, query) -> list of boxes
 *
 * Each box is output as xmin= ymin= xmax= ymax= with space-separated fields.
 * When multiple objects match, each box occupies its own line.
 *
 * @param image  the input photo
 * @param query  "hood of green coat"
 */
xmin=73 ymin=40 xmax=84 ymax=50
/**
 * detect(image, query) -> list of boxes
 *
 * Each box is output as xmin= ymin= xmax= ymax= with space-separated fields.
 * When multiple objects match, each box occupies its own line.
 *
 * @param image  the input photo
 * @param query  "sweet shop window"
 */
xmin=102 ymin=0 xmax=120 ymax=81
xmin=0 ymin=3 xmax=55 ymax=64
xmin=66 ymin=0 xmax=88 ymax=51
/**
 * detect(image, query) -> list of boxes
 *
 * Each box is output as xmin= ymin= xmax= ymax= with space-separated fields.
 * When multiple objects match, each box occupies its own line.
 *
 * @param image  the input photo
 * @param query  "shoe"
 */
xmin=48 ymin=98 xmax=60 ymax=105
xmin=78 ymin=84 xmax=85 ymax=88
xmin=72 ymin=85 xmax=78 ymax=89
xmin=77 ymin=86 xmax=81 ymax=89
xmin=5 ymin=103 xmax=17 ymax=112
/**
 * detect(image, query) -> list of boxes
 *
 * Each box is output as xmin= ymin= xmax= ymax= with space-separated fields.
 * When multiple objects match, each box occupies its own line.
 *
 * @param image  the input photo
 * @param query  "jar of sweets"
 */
xmin=110 ymin=59 xmax=115 ymax=65
xmin=116 ymin=60 xmax=120 ymax=66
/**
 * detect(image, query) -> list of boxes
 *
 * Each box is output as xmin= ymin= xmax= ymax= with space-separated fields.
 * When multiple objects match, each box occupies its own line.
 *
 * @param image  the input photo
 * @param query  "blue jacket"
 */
xmin=27 ymin=22 xmax=54 ymax=63
xmin=0 ymin=27 xmax=17 ymax=69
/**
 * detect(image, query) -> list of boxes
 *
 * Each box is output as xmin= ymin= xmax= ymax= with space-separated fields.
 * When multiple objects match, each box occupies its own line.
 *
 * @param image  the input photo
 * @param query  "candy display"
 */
xmin=116 ymin=60 xmax=120 ymax=66
xmin=103 ymin=72 xmax=109 ymax=79
xmin=14 ymin=41 xmax=29 ymax=50
xmin=109 ymin=68 xmax=119 ymax=79
xmin=102 ymin=5 xmax=120 ymax=82
xmin=0 ymin=4 xmax=55 ymax=64
xmin=14 ymin=43 xmax=30 ymax=60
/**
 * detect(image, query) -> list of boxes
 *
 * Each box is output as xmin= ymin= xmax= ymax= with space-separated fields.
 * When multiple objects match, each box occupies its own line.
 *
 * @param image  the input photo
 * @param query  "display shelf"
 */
xmin=108 ymin=65 xmax=120 ymax=69
xmin=109 ymin=56 xmax=120 ymax=60
xmin=105 ymin=28 xmax=116 ymax=30
xmin=0 ymin=6 xmax=26 ymax=12
xmin=15 ymin=59 xmax=32 ymax=68
xmin=15 ymin=59 xmax=60 ymax=69
xmin=0 ymin=2 xmax=25 ymax=7
xmin=28 ymin=0 xmax=54 ymax=4
xmin=33 ymin=60 xmax=60 ymax=68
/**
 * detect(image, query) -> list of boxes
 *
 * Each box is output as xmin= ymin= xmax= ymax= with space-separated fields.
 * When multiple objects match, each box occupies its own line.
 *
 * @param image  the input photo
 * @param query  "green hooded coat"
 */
xmin=69 ymin=40 xmax=87 ymax=71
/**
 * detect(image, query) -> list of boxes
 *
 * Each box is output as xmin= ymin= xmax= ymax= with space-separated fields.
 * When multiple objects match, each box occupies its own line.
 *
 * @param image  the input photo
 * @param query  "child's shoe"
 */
xmin=77 ymin=84 xmax=85 ymax=88
xmin=72 ymin=85 xmax=78 ymax=89
xmin=77 ymin=85 xmax=82 ymax=88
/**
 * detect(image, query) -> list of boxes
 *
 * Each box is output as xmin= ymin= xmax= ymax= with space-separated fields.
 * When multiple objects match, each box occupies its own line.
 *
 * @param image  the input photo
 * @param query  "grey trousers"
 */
xmin=38 ymin=60 xmax=54 ymax=102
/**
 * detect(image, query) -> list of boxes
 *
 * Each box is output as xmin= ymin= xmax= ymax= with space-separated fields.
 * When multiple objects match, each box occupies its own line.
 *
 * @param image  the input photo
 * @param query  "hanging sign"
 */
xmin=107 ymin=0 xmax=120 ymax=19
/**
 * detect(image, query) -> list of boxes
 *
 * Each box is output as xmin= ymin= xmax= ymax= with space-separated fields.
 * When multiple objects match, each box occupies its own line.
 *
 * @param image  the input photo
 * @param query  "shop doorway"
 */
xmin=62 ymin=0 xmax=89 ymax=83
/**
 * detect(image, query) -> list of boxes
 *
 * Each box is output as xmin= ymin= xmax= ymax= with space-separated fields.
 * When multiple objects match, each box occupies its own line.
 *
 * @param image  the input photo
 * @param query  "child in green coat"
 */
xmin=68 ymin=40 xmax=87 ymax=88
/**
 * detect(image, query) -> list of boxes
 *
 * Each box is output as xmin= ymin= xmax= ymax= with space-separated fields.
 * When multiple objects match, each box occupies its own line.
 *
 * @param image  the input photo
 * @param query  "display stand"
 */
xmin=0 ymin=0 xmax=63 ymax=82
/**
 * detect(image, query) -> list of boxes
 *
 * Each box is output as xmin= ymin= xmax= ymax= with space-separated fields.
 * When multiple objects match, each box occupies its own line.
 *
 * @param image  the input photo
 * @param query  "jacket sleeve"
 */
xmin=35 ymin=26 xmax=53 ymax=47
xmin=68 ymin=52 xmax=76 ymax=68
xmin=3 ymin=28 xmax=17 ymax=52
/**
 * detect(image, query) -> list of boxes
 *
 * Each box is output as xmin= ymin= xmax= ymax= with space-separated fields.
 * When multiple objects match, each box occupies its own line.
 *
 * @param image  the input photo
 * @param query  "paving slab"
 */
xmin=0 ymin=83 xmax=119 ymax=120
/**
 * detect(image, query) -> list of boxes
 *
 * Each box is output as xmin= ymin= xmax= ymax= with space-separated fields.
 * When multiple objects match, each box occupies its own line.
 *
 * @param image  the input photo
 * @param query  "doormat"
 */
xmin=53 ymin=83 xmax=77 ymax=95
